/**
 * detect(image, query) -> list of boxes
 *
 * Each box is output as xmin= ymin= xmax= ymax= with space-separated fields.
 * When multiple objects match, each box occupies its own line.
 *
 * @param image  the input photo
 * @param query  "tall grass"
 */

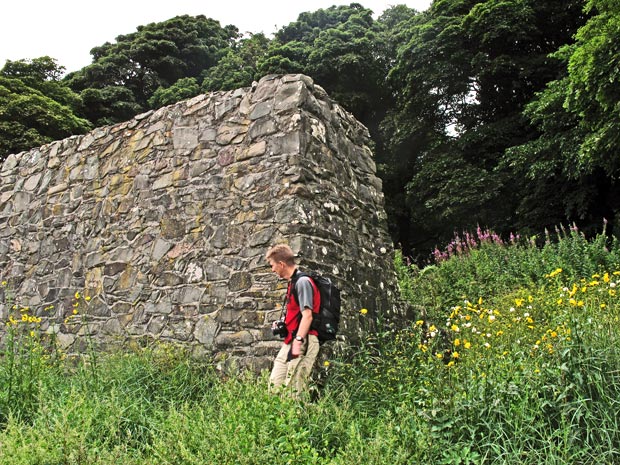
xmin=1 ymin=225 xmax=620 ymax=464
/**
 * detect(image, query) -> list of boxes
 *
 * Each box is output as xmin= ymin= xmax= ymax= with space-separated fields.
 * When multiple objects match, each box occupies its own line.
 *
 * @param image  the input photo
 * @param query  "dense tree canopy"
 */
xmin=65 ymin=15 xmax=239 ymax=125
xmin=258 ymin=3 xmax=389 ymax=119
xmin=0 ymin=57 xmax=91 ymax=156
xmin=202 ymin=33 xmax=270 ymax=92
xmin=507 ymin=0 xmax=620 ymax=237
xmin=384 ymin=0 xmax=588 ymax=256
xmin=4 ymin=1 xmax=620 ymax=261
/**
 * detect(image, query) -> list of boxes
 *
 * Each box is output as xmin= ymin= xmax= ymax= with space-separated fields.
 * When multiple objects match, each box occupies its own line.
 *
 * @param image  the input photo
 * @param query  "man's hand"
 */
xmin=291 ymin=339 xmax=302 ymax=358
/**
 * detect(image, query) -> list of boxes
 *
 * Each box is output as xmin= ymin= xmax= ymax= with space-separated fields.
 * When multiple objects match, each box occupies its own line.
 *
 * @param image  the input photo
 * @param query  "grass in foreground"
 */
xmin=1 ymin=225 xmax=620 ymax=464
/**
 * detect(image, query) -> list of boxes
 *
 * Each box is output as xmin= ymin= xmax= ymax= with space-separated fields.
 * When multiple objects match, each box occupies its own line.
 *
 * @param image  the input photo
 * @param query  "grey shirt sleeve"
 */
xmin=295 ymin=276 xmax=314 ymax=311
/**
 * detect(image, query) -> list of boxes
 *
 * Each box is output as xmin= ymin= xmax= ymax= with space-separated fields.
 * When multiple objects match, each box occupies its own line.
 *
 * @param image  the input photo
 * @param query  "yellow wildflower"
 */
xmin=415 ymin=320 xmax=424 ymax=326
xmin=515 ymin=298 xmax=524 ymax=307
xmin=464 ymin=341 xmax=471 ymax=349
xmin=74 ymin=291 xmax=81 ymax=299
xmin=359 ymin=308 xmax=368 ymax=315
xmin=454 ymin=338 xmax=461 ymax=346
xmin=603 ymin=273 xmax=610 ymax=283
xmin=323 ymin=361 xmax=330 ymax=367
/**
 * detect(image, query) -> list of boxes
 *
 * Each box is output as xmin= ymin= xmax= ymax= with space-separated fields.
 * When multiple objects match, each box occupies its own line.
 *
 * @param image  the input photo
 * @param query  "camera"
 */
xmin=272 ymin=319 xmax=288 ymax=338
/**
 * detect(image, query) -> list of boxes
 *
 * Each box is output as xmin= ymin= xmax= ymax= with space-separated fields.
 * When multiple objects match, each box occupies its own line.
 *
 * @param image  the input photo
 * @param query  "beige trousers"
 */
xmin=269 ymin=334 xmax=320 ymax=397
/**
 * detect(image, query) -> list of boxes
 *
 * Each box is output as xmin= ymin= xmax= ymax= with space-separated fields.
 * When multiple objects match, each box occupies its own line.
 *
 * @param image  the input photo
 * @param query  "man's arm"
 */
xmin=291 ymin=308 xmax=312 ymax=357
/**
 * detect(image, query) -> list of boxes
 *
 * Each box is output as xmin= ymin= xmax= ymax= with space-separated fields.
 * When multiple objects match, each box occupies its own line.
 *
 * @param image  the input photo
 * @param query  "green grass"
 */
xmin=1 ymin=225 xmax=620 ymax=464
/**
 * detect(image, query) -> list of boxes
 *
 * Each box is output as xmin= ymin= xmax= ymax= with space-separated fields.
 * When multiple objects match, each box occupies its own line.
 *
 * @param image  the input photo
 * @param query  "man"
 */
xmin=266 ymin=243 xmax=320 ymax=397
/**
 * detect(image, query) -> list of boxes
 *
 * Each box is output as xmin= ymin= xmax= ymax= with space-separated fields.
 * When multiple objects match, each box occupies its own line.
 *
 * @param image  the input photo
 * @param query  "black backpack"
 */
xmin=291 ymin=271 xmax=341 ymax=345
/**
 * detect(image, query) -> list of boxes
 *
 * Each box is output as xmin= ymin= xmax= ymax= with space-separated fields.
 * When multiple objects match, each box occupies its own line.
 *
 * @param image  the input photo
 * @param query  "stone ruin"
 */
xmin=0 ymin=74 xmax=401 ymax=371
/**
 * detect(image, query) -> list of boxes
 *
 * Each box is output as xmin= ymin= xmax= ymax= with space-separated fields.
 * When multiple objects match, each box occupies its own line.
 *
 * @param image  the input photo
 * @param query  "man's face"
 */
xmin=268 ymin=259 xmax=286 ymax=279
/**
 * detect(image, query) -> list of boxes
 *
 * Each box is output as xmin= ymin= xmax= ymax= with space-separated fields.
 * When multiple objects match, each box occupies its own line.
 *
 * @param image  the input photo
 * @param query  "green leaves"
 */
xmin=0 ymin=59 xmax=91 ymax=159
xmin=202 ymin=33 xmax=270 ymax=92
xmin=149 ymin=77 xmax=200 ymax=108
xmin=383 ymin=0 xmax=590 ymax=255
xmin=66 ymin=15 xmax=238 ymax=123
xmin=565 ymin=0 xmax=620 ymax=176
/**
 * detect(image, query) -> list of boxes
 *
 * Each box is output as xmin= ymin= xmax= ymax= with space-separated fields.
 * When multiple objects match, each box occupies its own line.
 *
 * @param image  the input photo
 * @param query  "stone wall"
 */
xmin=0 ymin=74 xmax=400 ymax=371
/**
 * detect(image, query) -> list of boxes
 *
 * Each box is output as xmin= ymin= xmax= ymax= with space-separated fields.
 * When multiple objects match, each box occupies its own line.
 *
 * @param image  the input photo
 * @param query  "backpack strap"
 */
xmin=289 ymin=271 xmax=321 ymax=327
xmin=280 ymin=270 xmax=306 ymax=319
xmin=289 ymin=270 xmax=317 ymax=306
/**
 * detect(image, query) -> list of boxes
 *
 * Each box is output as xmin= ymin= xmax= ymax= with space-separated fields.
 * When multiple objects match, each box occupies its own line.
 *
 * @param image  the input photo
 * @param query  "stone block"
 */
xmin=194 ymin=314 xmax=221 ymax=347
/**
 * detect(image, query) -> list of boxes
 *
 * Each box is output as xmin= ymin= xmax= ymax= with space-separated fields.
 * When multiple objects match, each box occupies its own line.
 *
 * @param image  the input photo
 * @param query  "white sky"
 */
xmin=0 ymin=0 xmax=431 ymax=74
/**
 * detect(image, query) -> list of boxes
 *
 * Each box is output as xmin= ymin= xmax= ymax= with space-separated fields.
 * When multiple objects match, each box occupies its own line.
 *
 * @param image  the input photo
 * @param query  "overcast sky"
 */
xmin=1 ymin=0 xmax=431 ymax=74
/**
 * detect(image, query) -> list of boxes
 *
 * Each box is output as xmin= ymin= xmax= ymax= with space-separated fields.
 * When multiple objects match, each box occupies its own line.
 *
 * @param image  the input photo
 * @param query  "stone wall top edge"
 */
xmin=0 ymin=74 xmax=370 ymax=170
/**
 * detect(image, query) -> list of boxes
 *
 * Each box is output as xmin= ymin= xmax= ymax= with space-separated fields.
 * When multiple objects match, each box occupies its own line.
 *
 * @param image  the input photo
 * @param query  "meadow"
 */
xmin=1 ymin=224 xmax=619 ymax=464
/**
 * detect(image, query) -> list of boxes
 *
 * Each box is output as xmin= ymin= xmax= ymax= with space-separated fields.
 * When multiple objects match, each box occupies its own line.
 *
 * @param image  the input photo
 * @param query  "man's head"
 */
xmin=266 ymin=244 xmax=296 ymax=280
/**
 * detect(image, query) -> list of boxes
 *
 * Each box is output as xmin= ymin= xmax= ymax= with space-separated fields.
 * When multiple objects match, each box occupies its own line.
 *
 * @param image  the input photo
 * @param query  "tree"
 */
xmin=306 ymin=8 xmax=386 ymax=119
xmin=384 ymin=0 xmax=587 ymax=257
xmin=2 ymin=57 xmax=83 ymax=111
xmin=202 ymin=33 xmax=270 ymax=92
xmin=79 ymin=86 xmax=142 ymax=127
xmin=258 ymin=3 xmax=391 ymax=119
xmin=149 ymin=77 xmax=200 ymax=108
xmin=565 ymin=0 xmax=620 ymax=177
xmin=65 ymin=15 xmax=238 ymax=124
xmin=0 ymin=58 xmax=91 ymax=160
xmin=507 ymin=0 xmax=620 ymax=235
